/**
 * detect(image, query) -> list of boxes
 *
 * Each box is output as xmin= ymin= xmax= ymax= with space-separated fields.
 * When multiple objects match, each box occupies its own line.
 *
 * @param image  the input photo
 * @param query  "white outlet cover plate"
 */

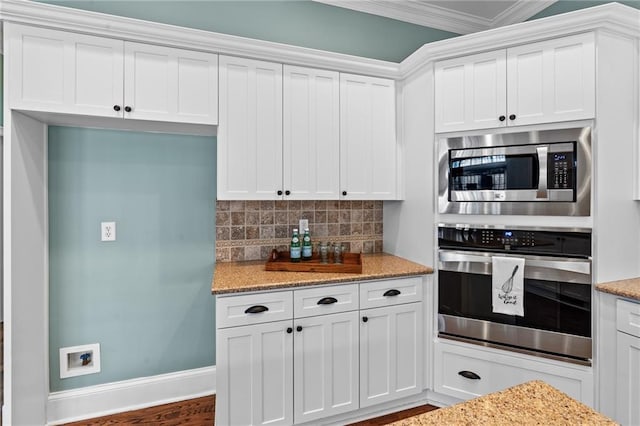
xmin=101 ymin=221 xmax=116 ymax=241
xmin=299 ymin=219 xmax=309 ymax=232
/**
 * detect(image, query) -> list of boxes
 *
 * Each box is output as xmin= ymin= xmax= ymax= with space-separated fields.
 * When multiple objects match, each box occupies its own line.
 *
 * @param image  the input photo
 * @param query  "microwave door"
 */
xmin=449 ymin=145 xmax=542 ymax=202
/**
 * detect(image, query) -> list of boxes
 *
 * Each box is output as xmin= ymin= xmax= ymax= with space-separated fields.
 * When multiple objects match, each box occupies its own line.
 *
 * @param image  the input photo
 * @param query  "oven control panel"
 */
xmin=480 ymin=229 xmax=535 ymax=246
xmin=439 ymin=225 xmax=591 ymax=257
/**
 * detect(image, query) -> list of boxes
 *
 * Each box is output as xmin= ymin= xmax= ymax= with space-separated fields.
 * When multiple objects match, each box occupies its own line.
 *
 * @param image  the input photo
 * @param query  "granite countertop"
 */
xmin=388 ymin=381 xmax=615 ymax=426
xmin=211 ymin=253 xmax=432 ymax=294
xmin=596 ymin=277 xmax=640 ymax=301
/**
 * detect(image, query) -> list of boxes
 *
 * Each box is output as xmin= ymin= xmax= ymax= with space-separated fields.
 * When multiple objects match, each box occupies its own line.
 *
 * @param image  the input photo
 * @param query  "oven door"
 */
xmin=438 ymin=249 xmax=592 ymax=363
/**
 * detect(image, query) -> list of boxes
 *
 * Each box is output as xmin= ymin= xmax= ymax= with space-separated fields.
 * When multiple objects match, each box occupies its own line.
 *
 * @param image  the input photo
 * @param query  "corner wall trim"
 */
xmin=46 ymin=366 xmax=216 ymax=425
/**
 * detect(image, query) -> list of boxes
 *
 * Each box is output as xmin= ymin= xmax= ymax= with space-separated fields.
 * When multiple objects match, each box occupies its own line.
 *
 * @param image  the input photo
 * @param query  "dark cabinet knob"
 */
xmin=277 ymin=190 xmax=283 ymax=196
xmin=458 ymin=370 xmax=481 ymax=380
xmin=285 ymin=190 xmax=291 ymax=196
xmin=317 ymin=297 xmax=338 ymax=305
xmin=362 ymin=316 xmax=368 ymax=323
xmin=296 ymin=325 xmax=303 ymax=332
xmin=342 ymin=191 xmax=347 ymax=196
xmin=113 ymin=105 xmax=121 ymax=112
xmin=124 ymin=106 xmax=132 ymax=113
xmin=383 ymin=289 xmax=401 ymax=297
xmin=286 ymin=327 xmax=293 ymax=334
xmin=499 ymin=115 xmax=506 ymax=121
xmin=509 ymin=114 xmax=516 ymax=120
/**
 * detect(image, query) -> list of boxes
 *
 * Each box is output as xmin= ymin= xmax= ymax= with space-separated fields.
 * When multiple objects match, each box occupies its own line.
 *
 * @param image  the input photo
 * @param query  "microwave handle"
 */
xmin=536 ymin=145 xmax=548 ymax=199
xmin=438 ymin=250 xmax=591 ymax=275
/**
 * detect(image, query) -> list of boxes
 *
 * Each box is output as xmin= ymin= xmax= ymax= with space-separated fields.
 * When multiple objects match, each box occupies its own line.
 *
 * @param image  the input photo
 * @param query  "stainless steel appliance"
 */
xmin=438 ymin=224 xmax=592 ymax=365
xmin=438 ymin=126 xmax=591 ymax=215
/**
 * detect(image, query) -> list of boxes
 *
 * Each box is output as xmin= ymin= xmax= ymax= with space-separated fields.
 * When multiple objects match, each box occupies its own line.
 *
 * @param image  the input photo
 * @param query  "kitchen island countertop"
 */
xmin=388 ymin=380 xmax=615 ymax=425
xmin=596 ymin=277 xmax=640 ymax=301
xmin=212 ymin=253 xmax=432 ymax=294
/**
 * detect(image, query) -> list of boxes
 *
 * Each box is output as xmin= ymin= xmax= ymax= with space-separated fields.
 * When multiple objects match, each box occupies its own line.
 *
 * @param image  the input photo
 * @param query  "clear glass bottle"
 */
xmin=302 ymin=228 xmax=312 ymax=261
xmin=290 ymin=228 xmax=301 ymax=262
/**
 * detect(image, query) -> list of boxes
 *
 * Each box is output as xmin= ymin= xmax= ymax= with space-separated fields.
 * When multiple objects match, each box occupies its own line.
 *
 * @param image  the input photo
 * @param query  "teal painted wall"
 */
xmin=48 ymin=127 xmax=216 ymax=391
xmin=530 ymin=0 xmax=640 ymax=19
xmin=38 ymin=0 xmax=457 ymax=62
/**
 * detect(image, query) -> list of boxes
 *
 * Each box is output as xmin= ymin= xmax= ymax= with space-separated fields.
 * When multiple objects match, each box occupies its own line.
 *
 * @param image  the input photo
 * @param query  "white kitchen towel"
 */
xmin=492 ymin=256 xmax=525 ymax=317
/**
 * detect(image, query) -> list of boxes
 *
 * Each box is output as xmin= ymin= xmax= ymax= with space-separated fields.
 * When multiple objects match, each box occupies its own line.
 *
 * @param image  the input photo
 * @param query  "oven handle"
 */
xmin=438 ymin=250 xmax=591 ymax=275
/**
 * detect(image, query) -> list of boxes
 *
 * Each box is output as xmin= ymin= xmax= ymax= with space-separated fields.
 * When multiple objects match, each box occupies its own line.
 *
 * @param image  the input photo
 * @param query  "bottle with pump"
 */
xmin=290 ymin=228 xmax=301 ymax=262
xmin=302 ymin=228 xmax=312 ymax=261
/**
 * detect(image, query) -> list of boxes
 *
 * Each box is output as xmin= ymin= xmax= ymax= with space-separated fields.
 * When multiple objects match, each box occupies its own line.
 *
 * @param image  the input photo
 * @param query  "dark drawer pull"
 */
xmin=458 ymin=370 xmax=481 ymax=380
xmin=383 ymin=289 xmax=401 ymax=297
xmin=244 ymin=305 xmax=269 ymax=314
xmin=317 ymin=297 xmax=338 ymax=305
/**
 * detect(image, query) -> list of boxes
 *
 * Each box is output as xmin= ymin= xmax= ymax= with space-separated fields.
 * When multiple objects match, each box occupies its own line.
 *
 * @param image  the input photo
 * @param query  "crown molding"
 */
xmin=492 ymin=0 xmax=557 ymax=28
xmin=400 ymin=2 xmax=640 ymax=79
xmin=0 ymin=0 xmax=400 ymax=78
xmin=313 ymin=0 xmax=557 ymax=35
xmin=314 ymin=0 xmax=486 ymax=34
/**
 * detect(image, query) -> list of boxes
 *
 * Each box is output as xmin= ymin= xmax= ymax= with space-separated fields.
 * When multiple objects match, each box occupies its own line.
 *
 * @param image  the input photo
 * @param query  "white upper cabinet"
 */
xmin=6 ymin=23 xmax=218 ymax=125
xmin=283 ymin=65 xmax=340 ymax=200
xmin=506 ymin=33 xmax=595 ymax=127
xmin=340 ymin=74 xmax=397 ymax=200
xmin=124 ymin=42 xmax=218 ymax=124
xmin=217 ymin=55 xmax=283 ymax=200
xmin=435 ymin=32 xmax=595 ymax=133
xmin=435 ymin=50 xmax=507 ymax=133
xmin=7 ymin=23 xmax=124 ymax=117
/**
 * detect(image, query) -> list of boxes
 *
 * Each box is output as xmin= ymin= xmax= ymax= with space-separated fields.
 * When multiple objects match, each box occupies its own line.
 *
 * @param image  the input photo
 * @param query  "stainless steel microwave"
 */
xmin=438 ymin=127 xmax=591 ymax=216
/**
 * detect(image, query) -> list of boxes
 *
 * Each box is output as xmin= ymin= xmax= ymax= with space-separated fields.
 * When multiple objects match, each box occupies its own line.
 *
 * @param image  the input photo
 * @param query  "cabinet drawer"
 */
xmin=360 ymin=277 xmax=423 ymax=309
xmin=434 ymin=341 xmax=591 ymax=404
xmin=216 ymin=291 xmax=293 ymax=328
xmin=293 ymin=284 xmax=359 ymax=318
xmin=617 ymin=299 xmax=640 ymax=338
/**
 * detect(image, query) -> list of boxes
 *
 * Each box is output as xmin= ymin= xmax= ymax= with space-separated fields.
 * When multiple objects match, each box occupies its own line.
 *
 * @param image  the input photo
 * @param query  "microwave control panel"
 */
xmin=548 ymin=152 xmax=575 ymax=189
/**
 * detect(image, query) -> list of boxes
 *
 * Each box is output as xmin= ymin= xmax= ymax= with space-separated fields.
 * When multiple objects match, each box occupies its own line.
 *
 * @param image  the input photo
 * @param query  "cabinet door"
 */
xmin=7 ymin=23 xmax=124 ymax=117
xmin=218 ymin=56 xmax=283 ymax=200
xmin=340 ymin=74 xmax=397 ymax=200
xmin=294 ymin=311 xmax=359 ymax=423
xmin=434 ymin=50 xmax=507 ymax=133
xmin=616 ymin=332 xmax=640 ymax=425
xmin=506 ymin=33 xmax=595 ymax=126
xmin=360 ymin=302 xmax=423 ymax=407
xmin=283 ymin=66 xmax=340 ymax=200
xmin=216 ymin=320 xmax=293 ymax=426
xmin=124 ymin=42 xmax=218 ymax=125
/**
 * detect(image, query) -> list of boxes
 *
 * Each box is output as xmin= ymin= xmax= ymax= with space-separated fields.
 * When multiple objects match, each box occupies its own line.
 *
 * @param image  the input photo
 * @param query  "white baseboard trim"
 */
xmin=46 ymin=365 xmax=216 ymax=425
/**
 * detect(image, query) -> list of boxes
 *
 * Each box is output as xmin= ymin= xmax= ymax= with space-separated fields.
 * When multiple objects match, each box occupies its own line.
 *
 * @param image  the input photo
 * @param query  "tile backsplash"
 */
xmin=216 ymin=200 xmax=383 ymax=262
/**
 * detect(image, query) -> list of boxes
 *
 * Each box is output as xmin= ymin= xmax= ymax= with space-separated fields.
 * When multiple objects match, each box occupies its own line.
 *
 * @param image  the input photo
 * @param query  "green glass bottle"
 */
xmin=290 ymin=228 xmax=301 ymax=262
xmin=302 ymin=228 xmax=312 ymax=261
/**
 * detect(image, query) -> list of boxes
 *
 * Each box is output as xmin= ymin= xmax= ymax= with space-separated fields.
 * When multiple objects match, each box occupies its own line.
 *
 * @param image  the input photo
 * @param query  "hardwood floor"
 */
xmin=63 ymin=395 xmax=438 ymax=425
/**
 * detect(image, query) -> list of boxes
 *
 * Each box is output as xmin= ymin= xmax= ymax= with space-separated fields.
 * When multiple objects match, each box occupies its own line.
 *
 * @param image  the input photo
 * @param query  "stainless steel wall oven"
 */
xmin=438 ymin=126 xmax=591 ymax=216
xmin=438 ymin=224 xmax=592 ymax=365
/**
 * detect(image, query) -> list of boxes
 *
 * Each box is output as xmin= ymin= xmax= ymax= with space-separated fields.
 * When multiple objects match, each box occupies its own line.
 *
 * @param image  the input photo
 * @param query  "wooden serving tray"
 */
xmin=265 ymin=251 xmax=362 ymax=273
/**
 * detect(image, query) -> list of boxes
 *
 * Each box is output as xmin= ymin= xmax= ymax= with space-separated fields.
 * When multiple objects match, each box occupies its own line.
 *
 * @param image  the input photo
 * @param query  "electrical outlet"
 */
xmin=299 ymin=219 xmax=309 ymax=232
xmin=101 ymin=221 xmax=116 ymax=242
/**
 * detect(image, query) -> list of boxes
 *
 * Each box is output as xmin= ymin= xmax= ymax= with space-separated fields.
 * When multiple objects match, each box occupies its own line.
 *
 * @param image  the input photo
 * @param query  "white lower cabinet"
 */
xmin=294 ymin=311 xmax=359 ymax=423
xmin=360 ymin=302 xmax=423 ymax=407
xmin=216 ymin=320 xmax=294 ymax=426
xmin=434 ymin=339 xmax=593 ymax=405
xmin=216 ymin=276 xmax=427 ymax=425
xmin=615 ymin=299 xmax=640 ymax=425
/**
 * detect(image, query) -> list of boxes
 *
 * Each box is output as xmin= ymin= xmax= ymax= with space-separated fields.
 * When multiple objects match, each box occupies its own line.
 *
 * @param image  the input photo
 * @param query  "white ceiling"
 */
xmin=313 ymin=0 xmax=558 ymax=34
